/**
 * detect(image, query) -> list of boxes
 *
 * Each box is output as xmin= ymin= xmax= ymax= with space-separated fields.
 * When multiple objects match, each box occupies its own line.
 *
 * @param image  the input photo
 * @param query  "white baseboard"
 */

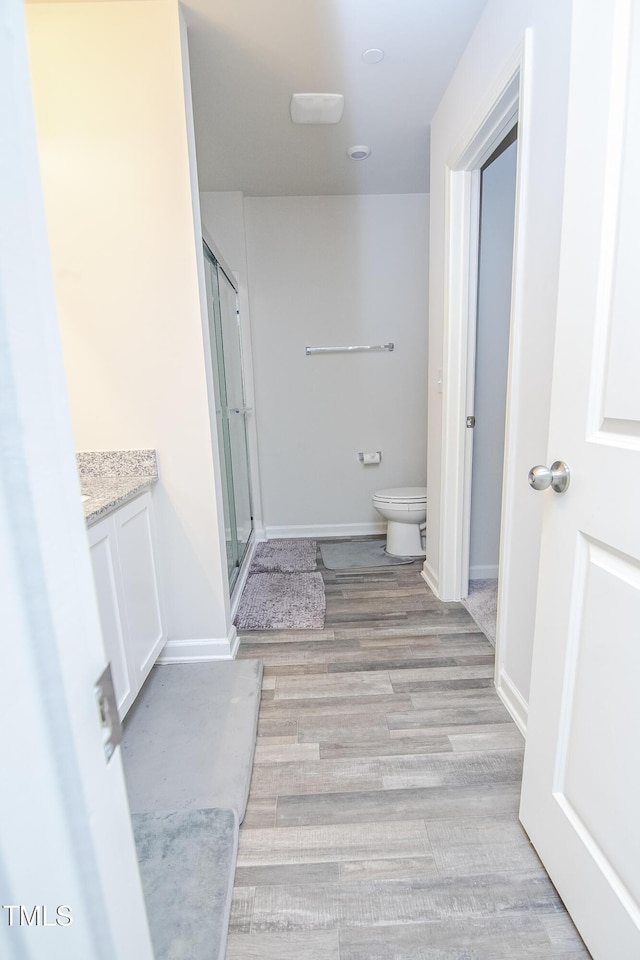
xmin=264 ymin=522 xmax=386 ymax=539
xmin=469 ymin=564 xmax=499 ymax=580
xmin=157 ymin=626 xmax=239 ymax=664
xmin=496 ymin=668 xmax=528 ymax=737
xmin=421 ymin=559 xmax=440 ymax=597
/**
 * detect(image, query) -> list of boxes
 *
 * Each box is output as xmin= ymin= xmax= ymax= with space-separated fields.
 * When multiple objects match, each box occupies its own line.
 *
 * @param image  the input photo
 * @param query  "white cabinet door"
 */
xmin=113 ymin=492 xmax=165 ymax=691
xmin=88 ymin=517 xmax=135 ymax=716
xmin=88 ymin=491 xmax=165 ymax=718
xmin=521 ymin=1 xmax=640 ymax=956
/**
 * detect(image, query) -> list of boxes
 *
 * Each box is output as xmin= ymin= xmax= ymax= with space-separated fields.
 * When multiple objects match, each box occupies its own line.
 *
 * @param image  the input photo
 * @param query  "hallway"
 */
xmin=229 ymin=552 xmax=589 ymax=958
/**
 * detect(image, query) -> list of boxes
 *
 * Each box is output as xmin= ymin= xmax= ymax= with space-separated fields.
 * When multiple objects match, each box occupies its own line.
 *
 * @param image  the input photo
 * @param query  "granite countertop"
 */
xmin=78 ymin=450 xmax=158 ymax=526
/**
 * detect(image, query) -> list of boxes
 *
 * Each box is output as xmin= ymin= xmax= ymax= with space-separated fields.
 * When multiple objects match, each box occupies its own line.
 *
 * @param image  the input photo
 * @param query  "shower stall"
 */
xmin=202 ymin=241 xmax=254 ymax=591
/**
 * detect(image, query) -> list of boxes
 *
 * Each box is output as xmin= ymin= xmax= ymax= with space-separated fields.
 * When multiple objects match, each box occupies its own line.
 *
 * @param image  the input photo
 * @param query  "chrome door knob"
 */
xmin=528 ymin=461 xmax=571 ymax=494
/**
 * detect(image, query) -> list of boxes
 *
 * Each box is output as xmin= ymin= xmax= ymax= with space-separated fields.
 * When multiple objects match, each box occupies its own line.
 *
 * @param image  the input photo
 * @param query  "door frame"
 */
xmin=435 ymin=37 xmax=533 ymax=729
xmin=214 ymin=252 xmax=256 ymax=577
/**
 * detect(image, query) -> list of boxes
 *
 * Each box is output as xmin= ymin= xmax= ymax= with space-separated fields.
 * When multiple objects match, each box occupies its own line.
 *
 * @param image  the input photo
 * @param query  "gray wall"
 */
xmin=244 ymin=194 xmax=429 ymax=537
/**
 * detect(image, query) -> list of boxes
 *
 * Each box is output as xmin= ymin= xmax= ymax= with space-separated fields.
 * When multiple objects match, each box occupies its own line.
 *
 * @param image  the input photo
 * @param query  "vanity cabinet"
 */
xmin=88 ymin=491 xmax=165 ymax=718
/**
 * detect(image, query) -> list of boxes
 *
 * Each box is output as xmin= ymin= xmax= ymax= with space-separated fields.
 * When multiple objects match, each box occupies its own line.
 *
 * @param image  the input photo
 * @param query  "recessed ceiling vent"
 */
xmin=290 ymin=93 xmax=344 ymax=124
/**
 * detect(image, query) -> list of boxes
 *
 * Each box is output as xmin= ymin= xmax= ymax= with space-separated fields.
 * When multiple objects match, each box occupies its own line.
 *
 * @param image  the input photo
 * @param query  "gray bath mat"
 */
xmin=132 ymin=807 xmax=237 ymax=960
xmin=320 ymin=538 xmax=417 ymax=570
xmin=122 ymin=659 xmax=262 ymax=822
xmin=234 ymin=572 xmax=326 ymax=629
xmin=462 ymin=578 xmax=498 ymax=645
xmin=251 ymin=537 xmax=317 ymax=573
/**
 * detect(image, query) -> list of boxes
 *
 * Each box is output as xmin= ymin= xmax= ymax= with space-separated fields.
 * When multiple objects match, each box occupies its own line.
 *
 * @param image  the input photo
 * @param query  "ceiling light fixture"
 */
xmin=347 ymin=145 xmax=371 ymax=161
xmin=362 ymin=48 xmax=384 ymax=64
xmin=290 ymin=93 xmax=344 ymax=124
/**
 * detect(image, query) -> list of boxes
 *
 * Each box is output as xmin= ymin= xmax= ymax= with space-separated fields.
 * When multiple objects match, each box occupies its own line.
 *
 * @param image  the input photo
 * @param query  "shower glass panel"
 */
xmin=217 ymin=269 xmax=253 ymax=565
xmin=203 ymin=242 xmax=253 ymax=590
xmin=203 ymin=254 xmax=236 ymax=581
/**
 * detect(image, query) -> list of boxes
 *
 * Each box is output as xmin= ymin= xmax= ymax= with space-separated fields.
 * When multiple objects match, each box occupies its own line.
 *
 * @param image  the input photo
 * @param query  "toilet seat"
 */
xmin=373 ymin=486 xmax=427 ymax=506
xmin=372 ymin=486 xmax=427 ymax=557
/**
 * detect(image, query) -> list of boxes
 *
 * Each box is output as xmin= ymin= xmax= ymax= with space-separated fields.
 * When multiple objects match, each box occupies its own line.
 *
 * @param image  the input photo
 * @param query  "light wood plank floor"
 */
xmin=230 ymin=549 xmax=590 ymax=959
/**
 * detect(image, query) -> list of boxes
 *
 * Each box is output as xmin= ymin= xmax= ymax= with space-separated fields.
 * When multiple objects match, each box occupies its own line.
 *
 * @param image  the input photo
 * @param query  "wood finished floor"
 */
xmin=230 ymin=550 xmax=590 ymax=959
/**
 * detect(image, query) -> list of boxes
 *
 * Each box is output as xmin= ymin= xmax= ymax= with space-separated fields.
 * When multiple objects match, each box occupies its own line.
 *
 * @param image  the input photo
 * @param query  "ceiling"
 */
xmin=182 ymin=0 xmax=488 ymax=196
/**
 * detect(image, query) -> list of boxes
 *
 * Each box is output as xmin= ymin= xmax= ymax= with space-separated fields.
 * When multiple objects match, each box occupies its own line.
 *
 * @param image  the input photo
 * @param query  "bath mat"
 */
xmin=234 ymin=572 xmax=326 ymax=629
xmin=462 ymin=578 xmax=498 ymax=645
xmin=122 ymin=659 xmax=262 ymax=822
xmin=320 ymin=538 xmax=418 ymax=570
xmin=132 ymin=807 xmax=238 ymax=960
xmin=251 ymin=537 xmax=317 ymax=573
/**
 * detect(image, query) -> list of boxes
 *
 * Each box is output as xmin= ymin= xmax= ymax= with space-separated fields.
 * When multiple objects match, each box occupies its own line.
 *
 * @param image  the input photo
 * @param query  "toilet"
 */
xmin=372 ymin=486 xmax=427 ymax=557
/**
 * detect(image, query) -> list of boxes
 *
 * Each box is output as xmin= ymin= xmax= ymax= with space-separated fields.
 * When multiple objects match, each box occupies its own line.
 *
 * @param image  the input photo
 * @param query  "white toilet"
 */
xmin=372 ymin=486 xmax=427 ymax=557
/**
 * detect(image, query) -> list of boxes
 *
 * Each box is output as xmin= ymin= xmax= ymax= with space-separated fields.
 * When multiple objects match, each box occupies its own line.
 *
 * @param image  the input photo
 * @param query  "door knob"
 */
xmin=528 ymin=461 xmax=570 ymax=494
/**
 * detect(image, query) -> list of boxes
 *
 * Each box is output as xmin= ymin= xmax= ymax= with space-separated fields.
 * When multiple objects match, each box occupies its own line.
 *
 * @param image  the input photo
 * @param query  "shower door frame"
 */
xmin=202 ymin=238 xmax=255 ymax=594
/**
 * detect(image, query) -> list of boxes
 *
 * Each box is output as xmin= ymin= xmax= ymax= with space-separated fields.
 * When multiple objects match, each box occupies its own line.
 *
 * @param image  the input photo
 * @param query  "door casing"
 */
xmin=425 ymin=37 xmax=540 ymax=735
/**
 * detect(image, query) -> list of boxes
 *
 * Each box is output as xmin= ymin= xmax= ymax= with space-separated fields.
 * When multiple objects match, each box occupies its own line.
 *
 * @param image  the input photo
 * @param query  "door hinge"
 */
xmin=466 ymin=415 xmax=476 ymax=428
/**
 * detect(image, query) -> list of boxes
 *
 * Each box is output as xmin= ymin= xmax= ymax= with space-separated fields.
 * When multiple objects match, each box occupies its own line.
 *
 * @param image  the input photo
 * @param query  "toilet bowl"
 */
xmin=372 ymin=486 xmax=427 ymax=557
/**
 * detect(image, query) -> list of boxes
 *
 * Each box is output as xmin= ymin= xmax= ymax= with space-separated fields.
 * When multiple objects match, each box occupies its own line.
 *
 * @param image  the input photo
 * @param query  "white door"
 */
xmin=0 ymin=3 xmax=153 ymax=956
xmin=521 ymin=1 xmax=640 ymax=957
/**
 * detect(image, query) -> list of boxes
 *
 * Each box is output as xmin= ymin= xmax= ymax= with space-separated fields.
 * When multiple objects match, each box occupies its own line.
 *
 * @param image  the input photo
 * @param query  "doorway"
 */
xmin=464 ymin=127 xmax=518 ymax=643
xmin=434 ymin=60 xmax=539 ymax=732
xmin=202 ymin=241 xmax=254 ymax=591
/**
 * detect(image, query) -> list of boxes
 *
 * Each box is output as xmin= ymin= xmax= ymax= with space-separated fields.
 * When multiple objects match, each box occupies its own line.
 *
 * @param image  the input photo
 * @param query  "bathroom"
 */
xmin=25 ymin=0 xmax=438 ymax=651
xmin=12 ymin=0 xmax=635 ymax=955
xmin=21 ymin=6 xmax=473 ymax=950
xmin=201 ymin=193 xmax=430 ymax=558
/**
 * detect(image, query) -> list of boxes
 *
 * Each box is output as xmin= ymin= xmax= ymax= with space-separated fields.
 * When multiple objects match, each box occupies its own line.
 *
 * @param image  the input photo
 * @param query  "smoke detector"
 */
xmin=347 ymin=145 xmax=371 ymax=161
xmin=290 ymin=93 xmax=344 ymax=124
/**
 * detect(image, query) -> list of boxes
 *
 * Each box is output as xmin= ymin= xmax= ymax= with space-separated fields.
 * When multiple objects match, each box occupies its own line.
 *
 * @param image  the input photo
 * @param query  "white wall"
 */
xmin=425 ymin=0 xmax=573 ymax=727
xmin=200 ymin=192 xmax=248 ymax=281
xmin=469 ymin=140 xmax=518 ymax=579
xmin=27 ymin=1 xmax=233 ymax=653
xmin=244 ymin=194 xmax=429 ymax=537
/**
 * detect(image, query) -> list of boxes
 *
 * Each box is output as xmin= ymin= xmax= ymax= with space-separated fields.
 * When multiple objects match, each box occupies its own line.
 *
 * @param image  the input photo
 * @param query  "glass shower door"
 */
xmin=217 ymin=268 xmax=253 ymax=566
xmin=203 ymin=243 xmax=253 ymax=589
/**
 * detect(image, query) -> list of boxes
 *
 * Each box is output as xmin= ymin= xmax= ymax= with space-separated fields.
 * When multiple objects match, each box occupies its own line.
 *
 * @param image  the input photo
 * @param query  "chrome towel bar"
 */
xmin=305 ymin=342 xmax=394 ymax=356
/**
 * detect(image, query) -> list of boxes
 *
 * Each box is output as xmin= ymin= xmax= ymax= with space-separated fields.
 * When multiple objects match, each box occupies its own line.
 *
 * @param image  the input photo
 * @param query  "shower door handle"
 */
xmin=228 ymin=407 xmax=252 ymax=416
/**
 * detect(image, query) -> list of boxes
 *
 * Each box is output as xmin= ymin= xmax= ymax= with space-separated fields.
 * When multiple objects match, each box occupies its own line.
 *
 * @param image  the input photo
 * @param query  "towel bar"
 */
xmin=305 ymin=342 xmax=394 ymax=355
